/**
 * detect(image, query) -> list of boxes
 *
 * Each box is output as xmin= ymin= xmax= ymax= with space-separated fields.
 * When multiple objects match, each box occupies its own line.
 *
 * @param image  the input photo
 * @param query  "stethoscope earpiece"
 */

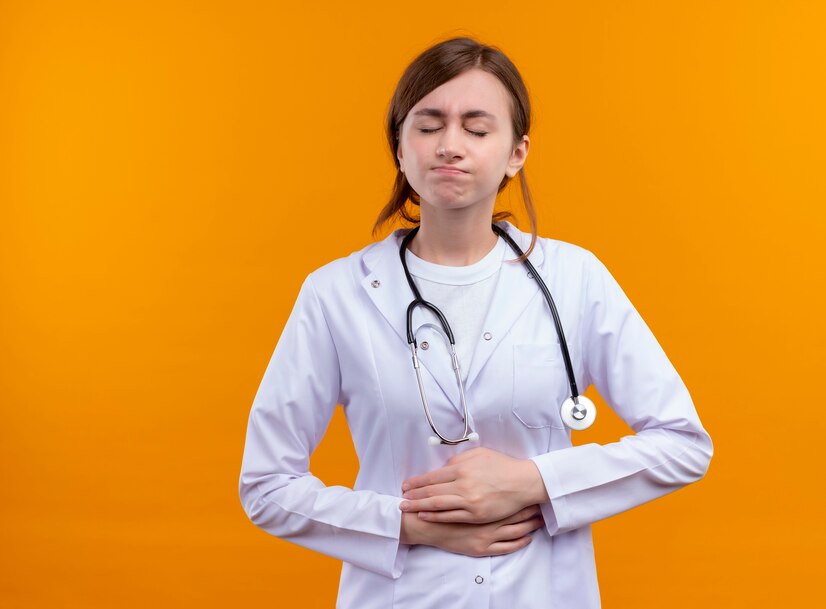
xmin=560 ymin=396 xmax=597 ymax=431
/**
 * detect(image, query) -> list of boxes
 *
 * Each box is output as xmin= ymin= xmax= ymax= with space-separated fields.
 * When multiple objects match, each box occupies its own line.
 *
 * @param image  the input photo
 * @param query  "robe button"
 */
xmin=371 ymin=280 xmax=381 ymax=288
xmin=475 ymin=575 xmax=484 ymax=584
xmin=420 ymin=341 xmax=429 ymax=350
xmin=527 ymin=271 xmax=534 ymax=279
xmin=483 ymin=332 xmax=492 ymax=341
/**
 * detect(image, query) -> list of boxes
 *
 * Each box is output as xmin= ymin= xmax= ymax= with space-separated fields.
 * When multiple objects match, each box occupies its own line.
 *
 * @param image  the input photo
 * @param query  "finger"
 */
xmin=399 ymin=495 xmax=465 ymax=514
xmin=402 ymin=482 xmax=456 ymax=500
xmin=416 ymin=509 xmax=477 ymax=523
xmin=496 ymin=516 xmax=545 ymax=540
xmin=402 ymin=466 xmax=457 ymax=492
xmin=484 ymin=535 xmax=533 ymax=557
xmin=501 ymin=505 xmax=542 ymax=525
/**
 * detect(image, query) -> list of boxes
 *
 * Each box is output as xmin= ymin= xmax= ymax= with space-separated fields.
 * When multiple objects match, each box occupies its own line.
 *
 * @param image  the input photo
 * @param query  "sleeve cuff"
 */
xmin=530 ymin=453 xmax=572 ymax=535
xmin=383 ymin=497 xmax=410 ymax=579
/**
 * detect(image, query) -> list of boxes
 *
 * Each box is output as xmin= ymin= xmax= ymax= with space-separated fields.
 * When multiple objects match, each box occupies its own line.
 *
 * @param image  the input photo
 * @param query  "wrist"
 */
xmin=400 ymin=511 xmax=429 ymax=546
xmin=519 ymin=458 xmax=550 ymax=506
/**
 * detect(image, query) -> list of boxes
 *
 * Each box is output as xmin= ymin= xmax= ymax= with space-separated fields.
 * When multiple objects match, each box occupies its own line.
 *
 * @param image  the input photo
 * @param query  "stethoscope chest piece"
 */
xmin=560 ymin=396 xmax=597 ymax=431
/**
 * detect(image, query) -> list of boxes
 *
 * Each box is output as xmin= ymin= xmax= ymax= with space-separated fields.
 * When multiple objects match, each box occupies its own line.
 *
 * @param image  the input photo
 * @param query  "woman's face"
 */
xmin=397 ymin=68 xmax=529 ymax=216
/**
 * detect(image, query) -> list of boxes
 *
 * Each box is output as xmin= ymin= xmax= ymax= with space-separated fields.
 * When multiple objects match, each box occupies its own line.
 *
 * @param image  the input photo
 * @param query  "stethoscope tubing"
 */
xmin=399 ymin=223 xmax=589 ymax=444
xmin=491 ymin=224 xmax=582 ymax=401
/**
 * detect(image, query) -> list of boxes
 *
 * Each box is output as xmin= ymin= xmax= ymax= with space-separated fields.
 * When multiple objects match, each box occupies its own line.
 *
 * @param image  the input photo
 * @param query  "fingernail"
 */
xmin=401 ymin=483 xmax=409 ymax=492
xmin=399 ymin=501 xmax=409 ymax=511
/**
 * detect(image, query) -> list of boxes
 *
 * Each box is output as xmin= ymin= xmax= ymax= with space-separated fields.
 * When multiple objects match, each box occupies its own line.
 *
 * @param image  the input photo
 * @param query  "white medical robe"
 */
xmin=238 ymin=221 xmax=713 ymax=608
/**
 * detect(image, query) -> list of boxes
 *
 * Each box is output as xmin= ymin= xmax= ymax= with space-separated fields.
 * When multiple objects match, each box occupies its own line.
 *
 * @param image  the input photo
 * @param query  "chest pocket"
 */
xmin=511 ymin=343 xmax=567 ymax=429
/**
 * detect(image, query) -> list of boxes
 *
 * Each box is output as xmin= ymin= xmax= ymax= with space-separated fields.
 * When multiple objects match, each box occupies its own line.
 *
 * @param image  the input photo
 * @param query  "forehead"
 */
xmin=408 ymin=69 xmax=511 ymax=120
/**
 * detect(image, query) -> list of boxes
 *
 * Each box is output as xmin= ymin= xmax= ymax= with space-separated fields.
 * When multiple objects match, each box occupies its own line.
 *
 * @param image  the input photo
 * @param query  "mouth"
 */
xmin=432 ymin=166 xmax=468 ymax=175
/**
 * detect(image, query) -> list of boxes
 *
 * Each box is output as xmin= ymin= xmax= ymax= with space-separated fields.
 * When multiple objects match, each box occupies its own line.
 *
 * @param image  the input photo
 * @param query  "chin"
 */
xmin=422 ymin=192 xmax=492 ymax=211
xmin=422 ymin=191 xmax=469 ymax=207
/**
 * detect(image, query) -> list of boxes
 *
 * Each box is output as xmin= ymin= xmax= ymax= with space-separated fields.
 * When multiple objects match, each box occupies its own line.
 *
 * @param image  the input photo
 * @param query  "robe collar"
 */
xmin=360 ymin=221 xmax=546 ymax=412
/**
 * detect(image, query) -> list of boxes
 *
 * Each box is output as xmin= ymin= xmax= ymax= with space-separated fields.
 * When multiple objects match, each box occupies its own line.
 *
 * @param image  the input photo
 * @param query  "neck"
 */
xmin=410 ymin=202 xmax=498 ymax=266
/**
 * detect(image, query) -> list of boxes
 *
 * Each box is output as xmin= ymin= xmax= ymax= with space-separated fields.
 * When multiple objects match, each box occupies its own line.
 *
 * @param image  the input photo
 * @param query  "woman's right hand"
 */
xmin=399 ymin=504 xmax=544 ymax=557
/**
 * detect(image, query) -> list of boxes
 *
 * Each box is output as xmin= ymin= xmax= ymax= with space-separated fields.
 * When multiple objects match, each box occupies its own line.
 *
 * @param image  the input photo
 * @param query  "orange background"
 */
xmin=2 ymin=1 xmax=824 ymax=607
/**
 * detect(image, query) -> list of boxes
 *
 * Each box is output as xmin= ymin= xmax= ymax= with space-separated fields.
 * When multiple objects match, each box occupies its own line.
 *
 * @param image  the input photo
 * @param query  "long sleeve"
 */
xmin=530 ymin=251 xmax=713 ymax=535
xmin=238 ymin=274 xmax=408 ymax=578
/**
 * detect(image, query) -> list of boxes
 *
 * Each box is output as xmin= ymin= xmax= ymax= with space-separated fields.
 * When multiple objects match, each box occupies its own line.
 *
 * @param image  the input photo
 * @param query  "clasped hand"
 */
xmin=399 ymin=447 xmax=549 ymax=524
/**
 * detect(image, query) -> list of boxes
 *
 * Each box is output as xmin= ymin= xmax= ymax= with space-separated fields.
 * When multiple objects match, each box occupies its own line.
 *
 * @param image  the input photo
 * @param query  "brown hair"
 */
xmin=373 ymin=36 xmax=537 ymax=259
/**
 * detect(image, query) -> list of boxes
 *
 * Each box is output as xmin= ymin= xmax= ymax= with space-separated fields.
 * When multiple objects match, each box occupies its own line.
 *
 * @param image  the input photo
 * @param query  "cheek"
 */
xmin=405 ymin=139 xmax=429 ymax=165
xmin=404 ymin=142 xmax=427 ymax=173
xmin=480 ymin=150 xmax=511 ymax=179
xmin=496 ymin=147 xmax=518 ymax=175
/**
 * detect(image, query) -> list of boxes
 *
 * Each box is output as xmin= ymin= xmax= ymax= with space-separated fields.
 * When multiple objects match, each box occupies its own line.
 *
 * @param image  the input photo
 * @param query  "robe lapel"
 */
xmin=360 ymin=230 xmax=465 ymax=413
xmin=464 ymin=222 xmax=547 ymax=392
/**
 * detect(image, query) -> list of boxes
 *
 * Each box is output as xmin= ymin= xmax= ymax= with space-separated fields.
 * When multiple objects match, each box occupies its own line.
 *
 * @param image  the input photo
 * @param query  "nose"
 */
xmin=436 ymin=123 xmax=465 ymax=159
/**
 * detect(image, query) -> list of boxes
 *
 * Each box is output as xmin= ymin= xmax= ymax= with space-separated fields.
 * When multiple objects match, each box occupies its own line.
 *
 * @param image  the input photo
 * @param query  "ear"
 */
xmin=395 ymin=127 xmax=405 ymax=171
xmin=505 ymin=135 xmax=530 ymax=178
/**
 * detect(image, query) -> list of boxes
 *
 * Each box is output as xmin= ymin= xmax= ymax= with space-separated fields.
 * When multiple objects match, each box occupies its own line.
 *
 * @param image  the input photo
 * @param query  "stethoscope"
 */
xmin=400 ymin=223 xmax=596 ymax=446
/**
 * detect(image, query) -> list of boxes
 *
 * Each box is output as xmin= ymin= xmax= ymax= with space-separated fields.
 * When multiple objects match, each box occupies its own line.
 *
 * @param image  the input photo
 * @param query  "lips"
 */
xmin=432 ymin=166 xmax=468 ymax=175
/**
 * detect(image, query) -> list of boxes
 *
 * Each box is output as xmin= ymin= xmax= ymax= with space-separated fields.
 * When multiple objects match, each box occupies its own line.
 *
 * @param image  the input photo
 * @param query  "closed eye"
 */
xmin=418 ymin=127 xmax=488 ymax=137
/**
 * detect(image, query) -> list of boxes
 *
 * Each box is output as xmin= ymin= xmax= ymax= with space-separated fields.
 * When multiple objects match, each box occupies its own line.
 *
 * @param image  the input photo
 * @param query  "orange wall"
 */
xmin=2 ymin=1 xmax=824 ymax=606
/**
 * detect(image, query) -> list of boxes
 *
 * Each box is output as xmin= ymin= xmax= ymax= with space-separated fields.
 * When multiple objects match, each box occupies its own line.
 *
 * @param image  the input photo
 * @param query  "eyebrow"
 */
xmin=412 ymin=108 xmax=497 ymax=121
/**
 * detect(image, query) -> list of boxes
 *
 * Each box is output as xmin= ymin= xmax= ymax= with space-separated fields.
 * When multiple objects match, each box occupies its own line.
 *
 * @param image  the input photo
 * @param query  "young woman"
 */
xmin=239 ymin=37 xmax=713 ymax=608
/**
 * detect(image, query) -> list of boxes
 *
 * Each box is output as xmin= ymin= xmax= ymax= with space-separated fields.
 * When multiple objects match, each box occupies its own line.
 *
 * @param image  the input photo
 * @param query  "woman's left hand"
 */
xmin=399 ymin=447 xmax=550 ymax=524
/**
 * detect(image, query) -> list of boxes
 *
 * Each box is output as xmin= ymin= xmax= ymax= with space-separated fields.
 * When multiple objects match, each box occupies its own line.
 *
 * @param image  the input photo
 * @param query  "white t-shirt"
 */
xmin=404 ymin=237 xmax=507 ymax=383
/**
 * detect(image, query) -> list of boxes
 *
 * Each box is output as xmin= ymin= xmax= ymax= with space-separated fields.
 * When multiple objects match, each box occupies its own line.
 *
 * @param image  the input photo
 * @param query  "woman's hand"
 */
xmin=400 ymin=504 xmax=544 ymax=557
xmin=399 ymin=447 xmax=550 ymax=524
